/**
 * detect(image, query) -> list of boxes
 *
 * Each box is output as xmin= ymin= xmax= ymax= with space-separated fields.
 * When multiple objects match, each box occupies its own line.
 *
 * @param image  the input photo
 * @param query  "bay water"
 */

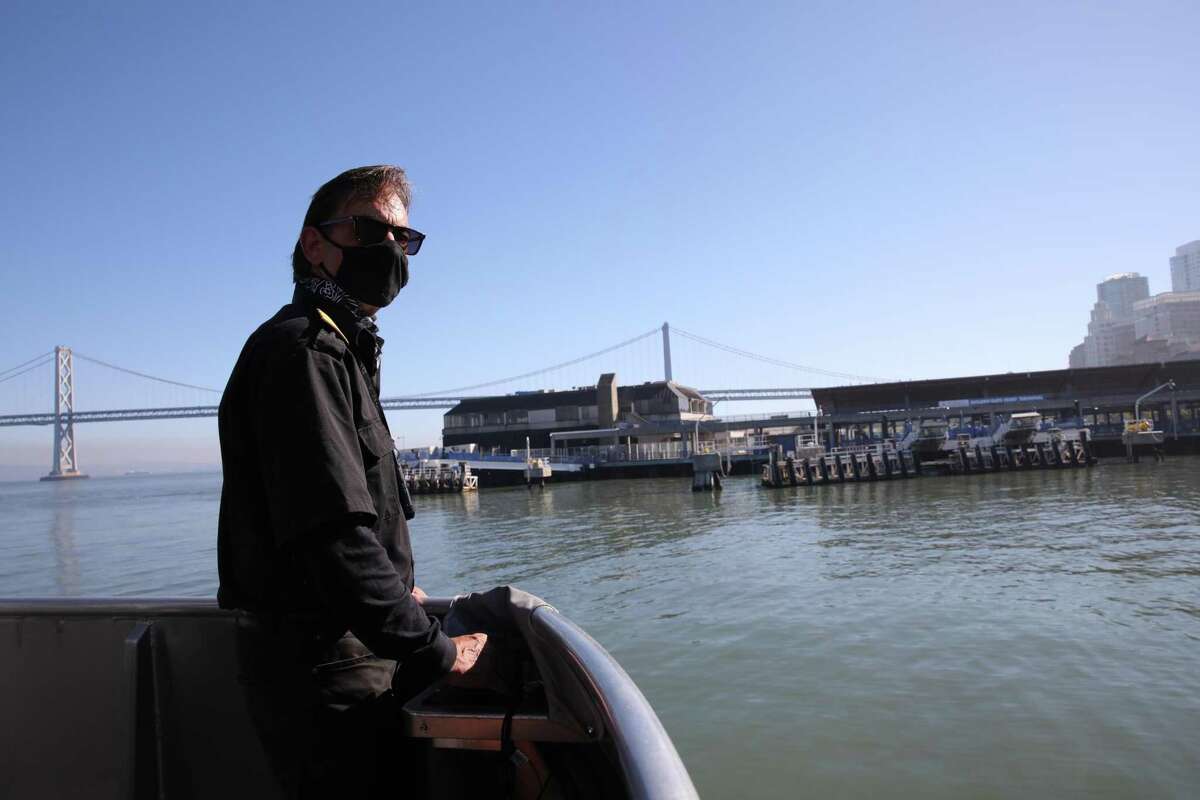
xmin=2 ymin=461 xmax=1198 ymax=798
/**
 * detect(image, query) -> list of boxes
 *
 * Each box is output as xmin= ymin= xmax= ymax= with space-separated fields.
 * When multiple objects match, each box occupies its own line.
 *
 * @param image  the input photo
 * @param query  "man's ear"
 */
xmin=299 ymin=226 xmax=325 ymax=269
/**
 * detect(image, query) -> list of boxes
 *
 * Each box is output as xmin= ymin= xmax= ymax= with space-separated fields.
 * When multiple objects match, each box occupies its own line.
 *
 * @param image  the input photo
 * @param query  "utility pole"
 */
xmin=662 ymin=322 xmax=673 ymax=382
xmin=42 ymin=346 xmax=88 ymax=481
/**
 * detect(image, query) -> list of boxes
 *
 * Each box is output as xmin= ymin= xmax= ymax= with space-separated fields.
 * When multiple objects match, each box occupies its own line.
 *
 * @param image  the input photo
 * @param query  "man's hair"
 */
xmin=291 ymin=165 xmax=412 ymax=281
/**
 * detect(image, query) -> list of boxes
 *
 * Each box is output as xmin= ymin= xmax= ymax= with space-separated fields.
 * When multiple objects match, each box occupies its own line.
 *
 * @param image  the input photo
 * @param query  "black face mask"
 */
xmin=318 ymin=233 xmax=409 ymax=309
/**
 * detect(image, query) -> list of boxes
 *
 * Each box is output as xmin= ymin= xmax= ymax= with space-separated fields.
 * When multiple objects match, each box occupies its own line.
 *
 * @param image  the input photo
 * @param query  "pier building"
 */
xmin=811 ymin=358 xmax=1200 ymax=453
xmin=442 ymin=376 xmax=714 ymax=451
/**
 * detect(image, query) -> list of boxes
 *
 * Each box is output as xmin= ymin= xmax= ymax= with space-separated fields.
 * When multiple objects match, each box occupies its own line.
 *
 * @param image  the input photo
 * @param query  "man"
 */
xmin=217 ymin=165 xmax=488 ymax=796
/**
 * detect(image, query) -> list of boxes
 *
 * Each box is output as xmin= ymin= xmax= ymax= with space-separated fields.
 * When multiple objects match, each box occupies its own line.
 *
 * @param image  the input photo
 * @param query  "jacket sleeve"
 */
xmin=298 ymin=521 xmax=458 ymax=677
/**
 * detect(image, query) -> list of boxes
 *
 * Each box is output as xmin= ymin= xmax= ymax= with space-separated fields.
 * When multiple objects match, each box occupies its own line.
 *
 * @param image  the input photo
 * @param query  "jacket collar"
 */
xmin=292 ymin=285 xmax=384 ymax=369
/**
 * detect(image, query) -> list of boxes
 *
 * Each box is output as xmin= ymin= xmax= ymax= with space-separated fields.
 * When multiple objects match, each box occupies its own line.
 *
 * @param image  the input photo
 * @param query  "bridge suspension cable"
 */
xmin=406 ymin=326 xmax=662 ymax=398
xmin=0 ymin=352 xmax=54 ymax=385
xmin=671 ymin=326 xmax=876 ymax=383
xmin=0 ymin=351 xmax=54 ymax=378
xmin=73 ymin=352 xmax=222 ymax=394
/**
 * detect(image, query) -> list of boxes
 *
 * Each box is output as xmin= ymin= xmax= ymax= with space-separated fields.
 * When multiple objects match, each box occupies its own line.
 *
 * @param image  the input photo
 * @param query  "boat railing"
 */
xmin=523 ymin=603 xmax=699 ymax=799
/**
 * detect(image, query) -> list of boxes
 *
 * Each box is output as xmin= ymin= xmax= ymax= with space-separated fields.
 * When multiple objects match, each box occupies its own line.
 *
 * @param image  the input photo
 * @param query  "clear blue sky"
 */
xmin=1 ymin=1 xmax=1197 ymax=477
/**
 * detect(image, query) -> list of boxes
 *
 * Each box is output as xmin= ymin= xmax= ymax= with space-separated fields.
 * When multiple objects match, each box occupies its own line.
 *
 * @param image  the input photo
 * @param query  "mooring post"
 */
xmin=1078 ymin=429 xmax=1092 ymax=465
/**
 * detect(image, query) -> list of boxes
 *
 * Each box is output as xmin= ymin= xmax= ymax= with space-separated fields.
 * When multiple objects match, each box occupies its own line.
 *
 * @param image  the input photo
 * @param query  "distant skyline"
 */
xmin=2 ymin=1 xmax=1198 ymax=479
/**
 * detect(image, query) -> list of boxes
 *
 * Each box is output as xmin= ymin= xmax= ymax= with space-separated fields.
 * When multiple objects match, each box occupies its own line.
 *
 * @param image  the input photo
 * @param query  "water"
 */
xmin=2 ymin=463 xmax=1199 ymax=798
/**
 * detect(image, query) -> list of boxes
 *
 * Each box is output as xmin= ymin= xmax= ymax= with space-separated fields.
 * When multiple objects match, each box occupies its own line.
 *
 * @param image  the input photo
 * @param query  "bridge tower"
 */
xmin=41 ymin=346 xmax=88 ymax=482
xmin=662 ymin=322 xmax=673 ymax=382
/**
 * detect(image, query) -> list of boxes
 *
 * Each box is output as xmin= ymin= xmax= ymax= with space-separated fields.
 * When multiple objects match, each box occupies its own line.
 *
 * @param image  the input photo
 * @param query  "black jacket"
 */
xmin=217 ymin=289 xmax=455 ymax=676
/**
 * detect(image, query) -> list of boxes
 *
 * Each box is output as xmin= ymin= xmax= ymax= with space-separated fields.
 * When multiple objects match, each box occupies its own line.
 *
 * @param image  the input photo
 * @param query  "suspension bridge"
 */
xmin=0 ymin=323 xmax=874 ymax=480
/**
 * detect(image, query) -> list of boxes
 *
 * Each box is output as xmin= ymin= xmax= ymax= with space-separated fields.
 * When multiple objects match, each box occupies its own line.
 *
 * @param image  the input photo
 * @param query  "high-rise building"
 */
xmin=1134 ymin=292 xmax=1200 ymax=342
xmin=1096 ymin=273 xmax=1150 ymax=319
xmin=1070 ymin=273 xmax=1148 ymax=368
xmin=1170 ymin=240 xmax=1200 ymax=293
xmin=1070 ymin=248 xmax=1200 ymax=368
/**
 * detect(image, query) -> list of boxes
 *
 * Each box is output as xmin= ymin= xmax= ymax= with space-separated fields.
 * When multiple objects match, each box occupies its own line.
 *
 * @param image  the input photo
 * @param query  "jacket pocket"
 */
xmin=312 ymin=636 xmax=398 ymax=711
xmin=356 ymin=420 xmax=394 ymax=463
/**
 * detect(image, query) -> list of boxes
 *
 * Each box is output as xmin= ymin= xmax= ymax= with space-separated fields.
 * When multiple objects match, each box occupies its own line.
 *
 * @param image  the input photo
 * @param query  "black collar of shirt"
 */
xmin=292 ymin=287 xmax=385 ymax=371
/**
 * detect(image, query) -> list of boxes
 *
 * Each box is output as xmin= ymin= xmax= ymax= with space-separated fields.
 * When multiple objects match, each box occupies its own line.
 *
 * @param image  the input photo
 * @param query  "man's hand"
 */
xmin=412 ymin=586 xmax=428 ymax=604
xmin=446 ymin=633 xmax=493 ymax=687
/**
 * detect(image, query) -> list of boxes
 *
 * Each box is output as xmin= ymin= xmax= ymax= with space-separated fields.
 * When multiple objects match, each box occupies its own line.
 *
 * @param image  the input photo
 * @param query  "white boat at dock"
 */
xmin=908 ymin=419 xmax=950 ymax=456
xmin=1001 ymin=412 xmax=1042 ymax=445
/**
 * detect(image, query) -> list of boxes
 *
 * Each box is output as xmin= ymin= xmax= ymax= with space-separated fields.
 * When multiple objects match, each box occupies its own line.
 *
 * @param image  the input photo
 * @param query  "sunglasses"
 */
xmin=319 ymin=216 xmax=425 ymax=255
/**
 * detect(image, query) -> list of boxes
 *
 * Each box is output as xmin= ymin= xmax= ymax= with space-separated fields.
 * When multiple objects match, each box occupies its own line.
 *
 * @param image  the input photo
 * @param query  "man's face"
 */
xmin=300 ymin=191 xmax=409 ymax=280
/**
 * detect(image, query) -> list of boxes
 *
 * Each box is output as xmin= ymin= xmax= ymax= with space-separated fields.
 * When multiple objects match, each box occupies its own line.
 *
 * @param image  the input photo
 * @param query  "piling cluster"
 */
xmin=761 ymin=431 xmax=1096 ymax=490
xmin=762 ymin=447 xmax=917 ymax=488
xmin=400 ymin=464 xmax=478 ymax=495
xmin=946 ymin=436 xmax=1094 ymax=474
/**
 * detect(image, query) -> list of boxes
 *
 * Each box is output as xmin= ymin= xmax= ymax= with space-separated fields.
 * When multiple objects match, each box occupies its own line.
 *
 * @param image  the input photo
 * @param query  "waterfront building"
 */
xmin=442 ymin=375 xmax=714 ymax=451
xmin=1170 ymin=240 xmax=1200 ymax=293
xmin=812 ymin=358 xmax=1200 ymax=452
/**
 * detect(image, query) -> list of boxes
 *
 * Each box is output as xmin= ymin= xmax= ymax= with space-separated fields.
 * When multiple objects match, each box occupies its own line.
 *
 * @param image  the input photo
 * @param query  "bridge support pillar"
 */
xmin=661 ymin=322 xmax=673 ymax=382
xmin=41 ymin=346 xmax=88 ymax=482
